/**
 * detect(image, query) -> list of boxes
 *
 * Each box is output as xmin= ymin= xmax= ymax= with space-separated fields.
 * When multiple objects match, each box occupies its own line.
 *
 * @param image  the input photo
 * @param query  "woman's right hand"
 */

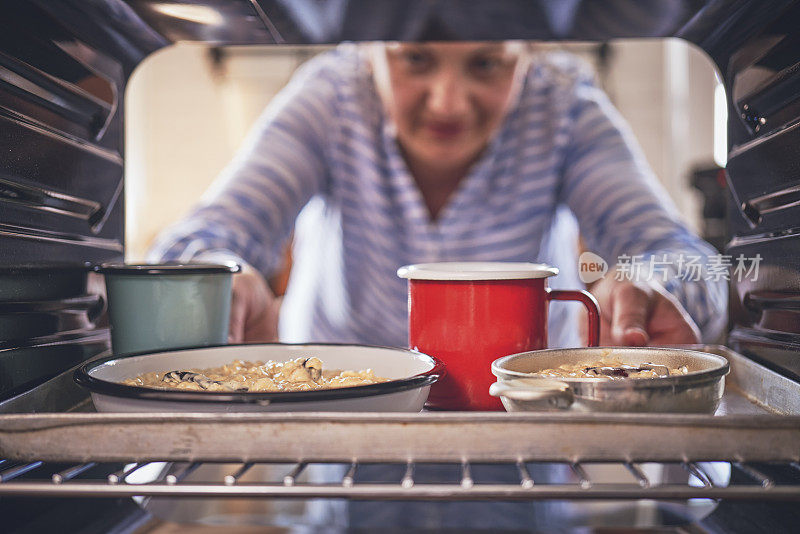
xmin=228 ymin=266 xmax=281 ymax=343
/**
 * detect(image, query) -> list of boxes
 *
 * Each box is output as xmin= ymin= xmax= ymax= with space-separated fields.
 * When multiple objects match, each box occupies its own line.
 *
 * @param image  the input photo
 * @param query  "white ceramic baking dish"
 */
xmin=74 ymin=343 xmax=442 ymax=413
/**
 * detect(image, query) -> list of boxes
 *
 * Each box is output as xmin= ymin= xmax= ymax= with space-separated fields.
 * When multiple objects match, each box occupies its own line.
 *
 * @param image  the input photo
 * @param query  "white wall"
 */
xmin=125 ymin=40 xmax=720 ymax=259
xmin=125 ymin=44 xmax=312 ymax=260
xmin=562 ymin=39 xmax=719 ymax=232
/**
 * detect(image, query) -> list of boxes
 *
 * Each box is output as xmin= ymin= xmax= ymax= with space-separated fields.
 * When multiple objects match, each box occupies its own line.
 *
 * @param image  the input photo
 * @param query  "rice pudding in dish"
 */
xmin=123 ymin=357 xmax=389 ymax=392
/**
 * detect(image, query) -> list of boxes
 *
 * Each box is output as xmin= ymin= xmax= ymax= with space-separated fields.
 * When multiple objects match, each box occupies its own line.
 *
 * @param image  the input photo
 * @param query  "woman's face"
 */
xmin=372 ymin=42 xmax=528 ymax=172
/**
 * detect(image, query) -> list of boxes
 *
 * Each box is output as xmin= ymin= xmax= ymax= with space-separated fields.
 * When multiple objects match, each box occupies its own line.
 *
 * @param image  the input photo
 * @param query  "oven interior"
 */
xmin=1 ymin=0 xmax=799 ymax=532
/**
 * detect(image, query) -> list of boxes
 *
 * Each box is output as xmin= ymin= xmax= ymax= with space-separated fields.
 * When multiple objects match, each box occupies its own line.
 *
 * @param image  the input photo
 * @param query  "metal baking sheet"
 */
xmin=715 ymin=345 xmax=800 ymax=415
xmin=0 ymin=346 xmax=798 ymax=464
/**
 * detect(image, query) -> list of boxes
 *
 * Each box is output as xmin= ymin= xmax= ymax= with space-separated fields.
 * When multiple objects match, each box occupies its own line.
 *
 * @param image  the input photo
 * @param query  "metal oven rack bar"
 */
xmin=0 ymin=458 xmax=799 ymax=501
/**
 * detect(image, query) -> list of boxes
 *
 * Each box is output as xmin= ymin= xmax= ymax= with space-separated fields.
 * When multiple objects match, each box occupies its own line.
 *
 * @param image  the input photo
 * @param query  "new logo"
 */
xmin=578 ymin=251 xmax=608 ymax=284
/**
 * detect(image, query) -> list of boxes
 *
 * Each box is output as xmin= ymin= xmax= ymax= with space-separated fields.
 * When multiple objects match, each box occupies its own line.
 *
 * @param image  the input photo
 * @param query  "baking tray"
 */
xmin=0 ymin=345 xmax=798 ymax=464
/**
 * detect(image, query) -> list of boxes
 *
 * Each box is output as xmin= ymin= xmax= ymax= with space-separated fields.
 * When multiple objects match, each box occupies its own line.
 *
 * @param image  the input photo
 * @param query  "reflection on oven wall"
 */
xmin=124 ymin=39 xmax=723 ymax=266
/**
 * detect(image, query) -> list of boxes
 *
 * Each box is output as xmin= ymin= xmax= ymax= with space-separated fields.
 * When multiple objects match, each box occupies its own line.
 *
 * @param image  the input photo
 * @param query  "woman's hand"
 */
xmin=228 ymin=266 xmax=281 ymax=343
xmin=588 ymin=276 xmax=700 ymax=346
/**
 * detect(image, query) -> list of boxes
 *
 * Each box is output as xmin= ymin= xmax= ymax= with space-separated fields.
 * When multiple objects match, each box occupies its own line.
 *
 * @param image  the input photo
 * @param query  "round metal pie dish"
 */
xmin=75 ymin=343 xmax=443 ymax=413
xmin=490 ymin=347 xmax=729 ymax=413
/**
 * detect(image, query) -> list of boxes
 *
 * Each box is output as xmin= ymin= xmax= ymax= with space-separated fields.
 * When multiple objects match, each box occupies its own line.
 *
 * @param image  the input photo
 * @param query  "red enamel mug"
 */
xmin=397 ymin=262 xmax=600 ymax=411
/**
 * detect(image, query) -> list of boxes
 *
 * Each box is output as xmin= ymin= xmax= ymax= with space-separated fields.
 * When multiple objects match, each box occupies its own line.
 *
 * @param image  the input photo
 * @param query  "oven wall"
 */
xmin=0 ymin=1 xmax=128 ymax=264
xmin=0 ymin=0 xmax=159 ymax=410
xmin=705 ymin=2 xmax=800 ymax=378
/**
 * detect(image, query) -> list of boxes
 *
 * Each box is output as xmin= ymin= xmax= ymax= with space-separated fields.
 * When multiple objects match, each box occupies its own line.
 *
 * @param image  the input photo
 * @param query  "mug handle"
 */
xmin=546 ymin=289 xmax=601 ymax=346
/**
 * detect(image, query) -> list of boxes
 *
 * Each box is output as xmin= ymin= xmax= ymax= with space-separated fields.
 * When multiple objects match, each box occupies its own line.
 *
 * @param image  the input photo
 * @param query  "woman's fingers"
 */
xmin=228 ymin=267 xmax=280 ymax=343
xmin=609 ymin=283 xmax=651 ymax=346
xmin=228 ymin=273 xmax=252 ymax=343
xmin=591 ymin=276 xmax=701 ymax=346
xmin=244 ymin=294 xmax=281 ymax=342
xmin=646 ymin=285 xmax=701 ymax=345
xmin=228 ymin=299 xmax=246 ymax=343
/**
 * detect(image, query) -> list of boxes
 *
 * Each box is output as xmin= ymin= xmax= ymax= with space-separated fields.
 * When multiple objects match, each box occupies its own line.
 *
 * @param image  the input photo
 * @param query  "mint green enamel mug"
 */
xmin=97 ymin=263 xmax=240 ymax=355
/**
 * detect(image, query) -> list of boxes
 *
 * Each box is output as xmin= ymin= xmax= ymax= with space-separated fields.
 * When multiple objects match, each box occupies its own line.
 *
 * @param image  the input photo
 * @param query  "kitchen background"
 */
xmin=124 ymin=40 xmax=725 ymax=275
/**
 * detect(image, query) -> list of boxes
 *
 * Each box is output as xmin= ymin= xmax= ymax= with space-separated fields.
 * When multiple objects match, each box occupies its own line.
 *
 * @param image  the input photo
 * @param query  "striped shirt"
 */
xmin=150 ymin=45 xmax=727 ymax=348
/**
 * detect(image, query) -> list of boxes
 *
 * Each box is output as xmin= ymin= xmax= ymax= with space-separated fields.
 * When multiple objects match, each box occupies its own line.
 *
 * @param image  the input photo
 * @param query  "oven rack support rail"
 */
xmin=0 ymin=459 xmax=798 ymax=501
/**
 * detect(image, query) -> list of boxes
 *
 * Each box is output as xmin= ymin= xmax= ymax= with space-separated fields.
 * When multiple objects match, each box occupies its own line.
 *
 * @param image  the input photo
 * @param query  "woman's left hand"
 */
xmin=588 ymin=276 xmax=701 ymax=346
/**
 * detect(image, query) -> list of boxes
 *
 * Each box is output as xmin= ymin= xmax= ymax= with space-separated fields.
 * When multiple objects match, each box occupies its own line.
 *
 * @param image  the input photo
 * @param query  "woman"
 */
xmin=151 ymin=41 xmax=727 ymax=529
xmin=151 ymin=41 xmax=725 ymax=350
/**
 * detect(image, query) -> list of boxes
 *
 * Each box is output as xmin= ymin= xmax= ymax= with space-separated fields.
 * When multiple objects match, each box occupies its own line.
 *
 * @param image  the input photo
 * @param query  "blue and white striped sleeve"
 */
xmin=558 ymin=73 xmax=727 ymax=341
xmin=148 ymin=56 xmax=337 ymax=276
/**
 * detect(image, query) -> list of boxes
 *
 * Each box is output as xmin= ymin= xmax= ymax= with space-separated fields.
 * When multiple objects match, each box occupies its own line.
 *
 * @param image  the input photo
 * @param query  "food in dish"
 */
xmin=534 ymin=356 xmax=689 ymax=379
xmin=122 ymin=357 xmax=389 ymax=392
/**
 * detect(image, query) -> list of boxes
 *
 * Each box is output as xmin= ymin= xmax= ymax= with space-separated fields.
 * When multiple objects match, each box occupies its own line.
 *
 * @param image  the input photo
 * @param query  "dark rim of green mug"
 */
xmin=95 ymin=262 xmax=241 ymax=275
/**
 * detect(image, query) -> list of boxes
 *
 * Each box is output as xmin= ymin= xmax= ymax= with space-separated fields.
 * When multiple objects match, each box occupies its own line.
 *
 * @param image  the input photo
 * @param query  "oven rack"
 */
xmin=0 ymin=346 xmax=798 ymax=502
xmin=1 ymin=458 xmax=799 ymax=501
